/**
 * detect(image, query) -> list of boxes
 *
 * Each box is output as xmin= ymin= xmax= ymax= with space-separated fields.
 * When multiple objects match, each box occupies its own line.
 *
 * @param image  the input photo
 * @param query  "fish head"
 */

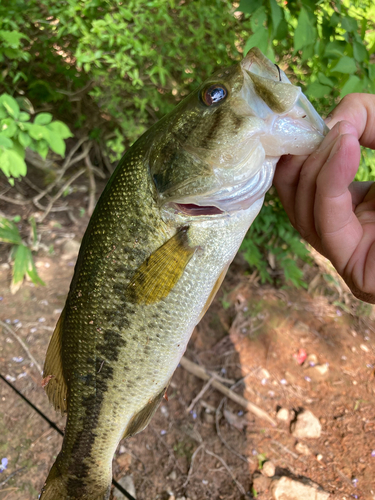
xmin=150 ymin=48 xmax=328 ymax=218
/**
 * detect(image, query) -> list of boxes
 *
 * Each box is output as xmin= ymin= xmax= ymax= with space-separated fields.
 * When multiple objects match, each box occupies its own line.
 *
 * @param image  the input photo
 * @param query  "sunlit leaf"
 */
xmin=294 ymin=8 xmax=316 ymax=52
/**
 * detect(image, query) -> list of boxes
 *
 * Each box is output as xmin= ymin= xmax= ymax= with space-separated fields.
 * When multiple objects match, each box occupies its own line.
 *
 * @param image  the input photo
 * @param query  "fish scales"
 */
xmin=40 ymin=48 xmax=327 ymax=499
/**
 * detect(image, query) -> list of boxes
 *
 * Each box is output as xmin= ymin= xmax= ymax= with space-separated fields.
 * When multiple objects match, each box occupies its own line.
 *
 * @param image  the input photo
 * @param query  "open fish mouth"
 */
xmin=167 ymin=157 xmax=276 ymax=218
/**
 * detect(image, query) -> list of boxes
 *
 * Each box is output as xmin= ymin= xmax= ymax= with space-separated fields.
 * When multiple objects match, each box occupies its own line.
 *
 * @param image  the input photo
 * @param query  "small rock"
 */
xmin=291 ymin=410 xmax=322 ymax=439
xmin=118 ymin=445 xmax=126 ymax=454
xmin=316 ymin=454 xmax=323 ymax=461
xmin=262 ymin=461 xmax=276 ymax=477
xmin=276 ymin=408 xmax=289 ymax=422
xmin=271 ymin=476 xmax=330 ymax=500
xmin=0 ymin=263 xmax=10 ymax=270
xmin=61 ymin=239 xmax=81 ymax=260
xmin=113 ymin=475 xmax=136 ymax=499
xmin=260 ymin=368 xmax=270 ymax=379
xmin=253 ymin=472 xmax=272 ymax=493
xmin=360 ymin=344 xmax=370 ymax=353
xmin=304 ymin=354 xmax=318 ymax=368
xmin=168 ymin=471 xmax=177 ymax=481
xmin=305 ymin=363 xmax=329 ymax=381
xmin=176 ymin=497 xmax=187 ymax=500
xmin=295 ymin=442 xmax=312 ymax=455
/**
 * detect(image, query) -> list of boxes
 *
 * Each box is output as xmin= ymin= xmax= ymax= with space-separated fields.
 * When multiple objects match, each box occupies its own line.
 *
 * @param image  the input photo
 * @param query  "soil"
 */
xmin=0 ymin=175 xmax=374 ymax=500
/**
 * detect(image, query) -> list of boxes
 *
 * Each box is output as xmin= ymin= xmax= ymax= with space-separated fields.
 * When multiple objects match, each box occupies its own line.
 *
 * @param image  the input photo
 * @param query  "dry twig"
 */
xmin=186 ymin=377 xmax=214 ymax=414
xmin=180 ymin=357 xmax=276 ymax=426
xmin=38 ymin=168 xmax=86 ymax=222
xmin=84 ymin=155 xmax=96 ymax=216
xmin=215 ymin=398 xmax=252 ymax=464
xmin=182 ymin=443 xmax=204 ymax=488
xmin=205 ymin=448 xmax=247 ymax=497
xmin=0 ymin=320 xmax=42 ymax=375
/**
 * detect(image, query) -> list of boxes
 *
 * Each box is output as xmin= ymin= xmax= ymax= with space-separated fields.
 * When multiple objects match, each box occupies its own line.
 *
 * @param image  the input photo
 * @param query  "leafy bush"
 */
xmin=0 ymin=93 xmax=72 ymax=184
xmin=0 ymin=216 xmax=45 ymax=293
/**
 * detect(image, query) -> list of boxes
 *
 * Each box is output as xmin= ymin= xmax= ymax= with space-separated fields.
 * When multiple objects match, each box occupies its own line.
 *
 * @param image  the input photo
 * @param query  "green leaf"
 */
xmin=18 ymin=131 xmax=31 ymax=148
xmin=0 ymin=30 xmax=27 ymax=47
xmin=244 ymin=29 xmax=269 ymax=57
xmin=11 ymin=244 xmax=44 ymax=292
xmin=0 ymin=94 xmax=20 ymax=119
xmin=341 ymin=16 xmax=358 ymax=33
xmin=47 ymin=120 xmax=73 ymax=139
xmin=269 ymin=0 xmax=283 ymax=34
xmin=340 ymin=75 xmax=362 ymax=97
xmin=16 ymin=97 xmax=34 ymax=114
xmin=306 ymin=82 xmax=332 ymax=99
xmin=46 ymin=133 xmax=66 ymax=156
xmin=29 ymin=123 xmax=49 ymax=141
xmin=36 ymin=139 xmax=49 ymax=159
xmin=324 ymin=41 xmax=346 ymax=59
xmin=250 ymin=6 xmax=267 ymax=33
xmin=0 ymin=134 xmax=13 ymax=148
xmin=0 ymin=148 xmax=27 ymax=178
xmin=353 ymin=41 xmax=367 ymax=63
xmin=332 ymin=56 xmax=357 ymax=74
xmin=238 ymin=0 xmax=263 ymax=15
xmin=34 ymin=112 xmax=53 ymax=125
xmin=294 ymin=8 xmax=315 ymax=52
xmin=0 ymin=216 xmax=22 ymax=244
xmin=18 ymin=112 xmax=30 ymax=122
xmin=318 ymin=72 xmax=334 ymax=87
xmin=1 ymin=118 xmax=17 ymax=137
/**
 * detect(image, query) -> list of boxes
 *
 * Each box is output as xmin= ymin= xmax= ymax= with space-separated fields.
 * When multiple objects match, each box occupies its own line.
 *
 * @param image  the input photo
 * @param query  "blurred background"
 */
xmin=0 ymin=1 xmax=375 ymax=499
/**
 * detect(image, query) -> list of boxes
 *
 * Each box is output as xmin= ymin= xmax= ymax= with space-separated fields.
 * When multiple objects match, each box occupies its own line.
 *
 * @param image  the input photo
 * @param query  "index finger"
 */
xmin=326 ymin=93 xmax=375 ymax=150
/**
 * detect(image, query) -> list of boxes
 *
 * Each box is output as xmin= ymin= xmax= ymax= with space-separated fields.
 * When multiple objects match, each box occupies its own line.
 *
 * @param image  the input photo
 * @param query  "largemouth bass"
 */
xmin=40 ymin=48 xmax=327 ymax=499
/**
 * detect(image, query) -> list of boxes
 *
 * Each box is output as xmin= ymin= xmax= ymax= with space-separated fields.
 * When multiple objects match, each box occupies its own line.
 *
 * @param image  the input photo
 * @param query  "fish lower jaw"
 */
xmin=163 ymin=158 xmax=277 ymax=220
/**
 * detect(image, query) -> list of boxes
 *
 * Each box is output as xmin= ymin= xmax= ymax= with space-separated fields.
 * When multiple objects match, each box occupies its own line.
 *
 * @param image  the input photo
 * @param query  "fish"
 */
xmin=40 ymin=47 xmax=327 ymax=499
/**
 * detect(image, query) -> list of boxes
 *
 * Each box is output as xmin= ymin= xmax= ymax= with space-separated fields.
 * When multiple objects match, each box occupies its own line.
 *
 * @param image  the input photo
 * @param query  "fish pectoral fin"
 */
xmin=197 ymin=262 xmax=230 ymax=323
xmin=43 ymin=308 xmax=68 ymax=414
xmin=123 ymin=384 xmax=169 ymax=439
xmin=126 ymin=226 xmax=195 ymax=305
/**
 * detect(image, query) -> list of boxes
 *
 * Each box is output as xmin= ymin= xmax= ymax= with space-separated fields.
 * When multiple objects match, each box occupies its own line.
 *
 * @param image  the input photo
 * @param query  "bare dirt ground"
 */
xmin=0 ymin=178 xmax=375 ymax=500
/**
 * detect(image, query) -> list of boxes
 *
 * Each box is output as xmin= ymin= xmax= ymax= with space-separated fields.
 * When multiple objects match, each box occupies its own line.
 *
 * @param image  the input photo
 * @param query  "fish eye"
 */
xmin=275 ymin=64 xmax=282 ymax=82
xmin=201 ymin=84 xmax=228 ymax=106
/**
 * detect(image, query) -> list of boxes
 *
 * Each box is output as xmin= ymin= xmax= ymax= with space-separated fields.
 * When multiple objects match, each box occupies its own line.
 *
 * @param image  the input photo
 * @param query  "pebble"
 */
xmin=61 ymin=239 xmax=81 ymax=260
xmin=304 ymin=353 xmax=318 ymax=367
xmin=291 ymin=410 xmax=322 ymax=439
xmin=253 ymin=472 xmax=272 ymax=493
xmin=276 ymin=408 xmax=289 ymax=422
xmin=261 ymin=461 xmax=276 ymax=477
xmin=360 ymin=344 xmax=370 ymax=353
xmin=113 ymin=475 xmax=136 ymax=499
xmin=168 ymin=471 xmax=177 ymax=481
xmin=316 ymin=454 xmax=323 ymax=461
xmin=271 ymin=476 xmax=330 ymax=499
xmin=304 ymin=363 xmax=329 ymax=382
xmin=295 ymin=442 xmax=312 ymax=456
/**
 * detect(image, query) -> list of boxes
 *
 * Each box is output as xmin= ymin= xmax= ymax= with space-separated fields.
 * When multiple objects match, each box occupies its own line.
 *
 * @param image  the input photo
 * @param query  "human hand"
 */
xmin=274 ymin=93 xmax=375 ymax=303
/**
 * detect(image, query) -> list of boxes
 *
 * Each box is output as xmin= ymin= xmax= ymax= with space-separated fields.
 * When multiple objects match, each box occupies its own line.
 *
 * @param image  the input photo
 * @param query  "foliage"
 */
xmin=0 ymin=216 xmax=45 ymax=294
xmin=0 ymin=0 xmax=374 ymax=288
xmin=241 ymin=191 xmax=311 ymax=287
xmin=0 ymin=93 xmax=72 ymax=184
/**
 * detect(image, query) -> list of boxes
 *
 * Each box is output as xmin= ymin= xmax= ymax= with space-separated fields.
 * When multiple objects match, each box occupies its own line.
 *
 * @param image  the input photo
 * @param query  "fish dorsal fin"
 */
xmin=43 ymin=308 xmax=68 ymax=414
xmin=123 ymin=384 xmax=168 ymax=439
xmin=126 ymin=227 xmax=195 ymax=305
xmin=246 ymin=71 xmax=301 ymax=114
xmin=197 ymin=262 xmax=230 ymax=324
